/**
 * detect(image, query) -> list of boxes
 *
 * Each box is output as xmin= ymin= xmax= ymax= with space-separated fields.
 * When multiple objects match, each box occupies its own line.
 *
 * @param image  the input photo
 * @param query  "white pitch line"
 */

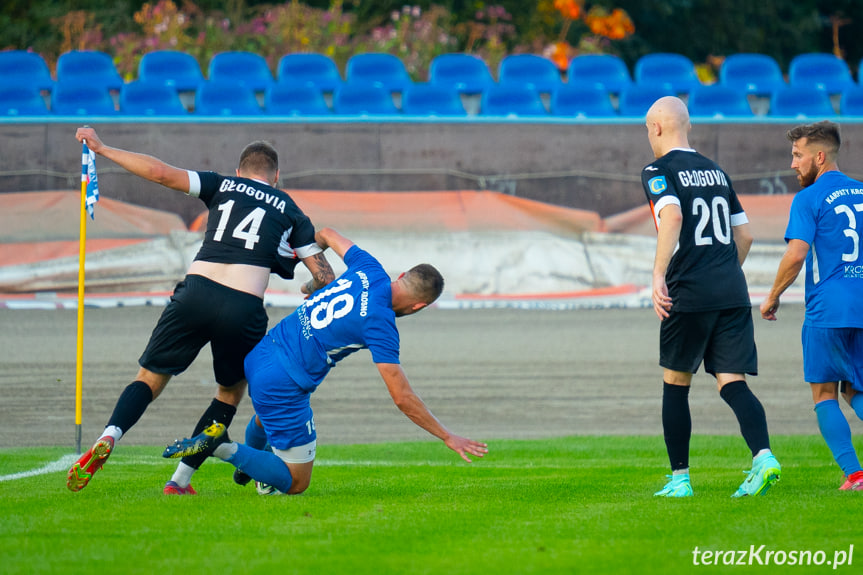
xmin=0 ymin=455 xmax=609 ymax=482
xmin=0 ymin=454 xmax=78 ymax=482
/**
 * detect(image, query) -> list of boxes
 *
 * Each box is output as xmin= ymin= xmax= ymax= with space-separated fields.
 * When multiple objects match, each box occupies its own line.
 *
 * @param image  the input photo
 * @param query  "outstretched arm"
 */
xmin=377 ymin=362 xmax=488 ymax=463
xmin=75 ymin=126 xmax=190 ymax=192
xmin=760 ymin=239 xmax=808 ymax=321
xmin=315 ymin=227 xmax=355 ymax=260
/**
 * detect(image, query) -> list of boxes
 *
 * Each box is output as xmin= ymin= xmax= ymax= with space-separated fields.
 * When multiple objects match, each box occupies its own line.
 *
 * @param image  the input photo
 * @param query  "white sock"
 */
xmin=170 ymin=462 xmax=196 ymax=488
xmin=213 ymin=441 xmax=238 ymax=460
xmin=102 ymin=426 xmax=123 ymax=441
xmin=673 ymin=468 xmax=690 ymax=476
xmin=754 ymin=448 xmax=772 ymax=460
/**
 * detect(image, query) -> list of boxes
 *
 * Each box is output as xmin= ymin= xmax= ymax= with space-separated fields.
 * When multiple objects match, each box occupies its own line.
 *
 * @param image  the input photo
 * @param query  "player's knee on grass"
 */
xmin=273 ymin=442 xmax=316 ymax=494
xmin=285 ymin=463 xmax=313 ymax=494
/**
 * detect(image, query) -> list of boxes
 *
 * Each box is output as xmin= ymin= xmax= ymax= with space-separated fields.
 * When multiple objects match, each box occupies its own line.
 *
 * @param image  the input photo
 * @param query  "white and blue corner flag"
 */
xmin=81 ymin=141 xmax=100 ymax=219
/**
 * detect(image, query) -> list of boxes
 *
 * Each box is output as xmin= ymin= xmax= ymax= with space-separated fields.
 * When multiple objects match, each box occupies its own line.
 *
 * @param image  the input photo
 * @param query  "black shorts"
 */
xmin=659 ymin=306 xmax=757 ymax=376
xmin=138 ymin=274 xmax=268 ymax=386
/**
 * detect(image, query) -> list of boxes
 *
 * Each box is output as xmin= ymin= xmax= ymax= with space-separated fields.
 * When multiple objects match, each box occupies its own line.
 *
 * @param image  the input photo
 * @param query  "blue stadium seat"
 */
xmin=498 ymin=54 xmax=561 ymax=93
xmin=719 ymin=53 xmax=786 ymax=96
xmin=332 ymin=83 xmax=399 ymax=115
xmin=789 ymin=53 xmax=855 ymax=94
xmin=480 ymin=85 xmax=547 ymax=116
xmin=138 ymin=50 xmax=205 ymax=92
xmin=429 ymin=53 xmax=494 ymax=94
xmin=687 ymin=85 xmax=753 ymax=117
xmin=549 ymin=84 xmax=616 ymax=117
xmin=346 ymin=53 xmax=413 ymax=93
xmin=277 ymin=53 xmax=343 ymax=92
xmin=120 ymin=81 xmax=187 ymax=115
xmin=50 ymin=83 xmax=117 ymax=115
xmin=617 ymin=84 xmax=675 ymax=117
xmin=194 ymin=81 xmax=262 ymax=115
xmin=566 ymin=54 xmax=632 ymax=94
xmin=840 ymin=87 xmax=863 ymax=116
xmin=634 ymin=53 xmax=702 ymax=94
xmin=208 ymin=51 xmax=274 ymax=93
xmin=0 ymin=50 xmax=54 ymax=92
xmin=769 ymin=86 xmax=836 ymax=117
xmin=400 ymin=83 xmax=466 ymax=116
xmin=56 ymin=50 xmax=124 ymax=91
xmin=264 ymin=83 xmax=330 ymax=115
xmin=0 ymin=85 xmax=49 ymax=115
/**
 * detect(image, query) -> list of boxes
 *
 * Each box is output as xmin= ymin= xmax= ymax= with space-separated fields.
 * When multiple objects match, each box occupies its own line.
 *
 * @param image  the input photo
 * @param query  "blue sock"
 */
xmin=244 ymin=415 xmax=268 ymax=450
xmin=849 ymin=393 xmax=863 ymax=421
xmin=227 ymin=443 xmax=293 ymax=493
xmin=815 ymin=399 xmax=862 ymax=476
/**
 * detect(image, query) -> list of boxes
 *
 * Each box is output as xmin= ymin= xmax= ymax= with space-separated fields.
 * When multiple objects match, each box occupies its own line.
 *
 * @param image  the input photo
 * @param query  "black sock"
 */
xmin=106 ymin=381 xmax=154 ymax=434
xmin=181 ymin=399 xmax=237 ymax=470
xmin=662 ymin=382 xmax=691 ymax=472
xmin=720 ymin=380 xmax=770 ymax=457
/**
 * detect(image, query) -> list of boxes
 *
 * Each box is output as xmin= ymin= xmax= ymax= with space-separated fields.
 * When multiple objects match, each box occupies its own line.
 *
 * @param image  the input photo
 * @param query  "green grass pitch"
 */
xmin=0 ymin=435 xmax=859 ymax=574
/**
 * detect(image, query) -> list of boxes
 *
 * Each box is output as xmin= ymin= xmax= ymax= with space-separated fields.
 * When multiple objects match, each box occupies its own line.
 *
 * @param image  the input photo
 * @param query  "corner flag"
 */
xmin=81 ymin=141 xmax=100 ymax=219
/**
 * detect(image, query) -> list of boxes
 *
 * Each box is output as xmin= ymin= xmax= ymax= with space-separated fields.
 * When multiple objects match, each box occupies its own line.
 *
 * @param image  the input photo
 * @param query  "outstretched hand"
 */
xmin=444 ymin=434 xmax=488 ymax=463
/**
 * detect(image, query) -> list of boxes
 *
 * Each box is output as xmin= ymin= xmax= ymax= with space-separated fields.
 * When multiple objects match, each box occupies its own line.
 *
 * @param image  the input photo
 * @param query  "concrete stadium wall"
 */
xmin=3 ymin=119 xmax=863 ymax=225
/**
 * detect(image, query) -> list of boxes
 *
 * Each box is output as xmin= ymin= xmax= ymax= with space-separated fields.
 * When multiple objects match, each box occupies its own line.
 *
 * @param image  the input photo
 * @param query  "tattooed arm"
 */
xmin=300 ymin=251 xmax=335 ymax=295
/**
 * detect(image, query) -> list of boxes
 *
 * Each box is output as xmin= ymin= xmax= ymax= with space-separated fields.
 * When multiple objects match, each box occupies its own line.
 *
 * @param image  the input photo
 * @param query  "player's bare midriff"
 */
xmin=186 ymin=260 xmax=270 ymax=299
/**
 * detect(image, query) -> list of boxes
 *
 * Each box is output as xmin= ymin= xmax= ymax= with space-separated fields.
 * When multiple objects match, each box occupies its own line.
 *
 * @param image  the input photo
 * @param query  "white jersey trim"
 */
xmin=186 ymin=170 xmax=201 ymax=197
xmin=730 ymin=212 xmax=749 ymax=226
xmin=295 ymin=243 xmax=323 ymax=259
xmin=652 ymin=195 xmax=680 ymax=226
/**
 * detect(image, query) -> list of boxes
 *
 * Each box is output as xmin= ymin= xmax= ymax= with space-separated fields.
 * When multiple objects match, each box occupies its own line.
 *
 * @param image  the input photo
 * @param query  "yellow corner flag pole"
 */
xmin=75 ymin=141 xmax=89 ymax=455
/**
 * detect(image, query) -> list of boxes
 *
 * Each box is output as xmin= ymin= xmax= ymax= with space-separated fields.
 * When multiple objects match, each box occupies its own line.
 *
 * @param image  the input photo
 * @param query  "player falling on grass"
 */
xmin=642 ymin=96 xmax=781 ymax=498
xmin=164 ymin=227 xmax=487 ymax=495
xmin=67 ymin=127 xmax=334 ymax=494
xmin=761 ymin=121 xmax=863 ymax=491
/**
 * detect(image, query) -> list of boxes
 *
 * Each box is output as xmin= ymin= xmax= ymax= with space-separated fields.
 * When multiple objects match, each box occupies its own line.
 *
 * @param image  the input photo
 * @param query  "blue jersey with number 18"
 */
xmin=269 ymin=245 xmax=400 ymax=392
xmin=785 ymin=170 xmax=863 ymax=328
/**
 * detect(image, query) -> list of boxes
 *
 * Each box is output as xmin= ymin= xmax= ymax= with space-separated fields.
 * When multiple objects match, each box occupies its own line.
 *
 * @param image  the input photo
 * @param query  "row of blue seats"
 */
xmin=3 ymin=49 xmax=863 ymax=99
xmin=5 ymin=80 xmax=863 ymax=117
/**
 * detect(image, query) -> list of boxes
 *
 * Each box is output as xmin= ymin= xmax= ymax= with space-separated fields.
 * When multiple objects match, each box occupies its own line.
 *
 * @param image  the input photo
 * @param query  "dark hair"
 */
xmin=238 ymin=141 xmax=279 ymax=178
xmin=786 ymin=121 xmax=840 ymax=155
xmin=404 ymin=264 xmax=444 ymax=304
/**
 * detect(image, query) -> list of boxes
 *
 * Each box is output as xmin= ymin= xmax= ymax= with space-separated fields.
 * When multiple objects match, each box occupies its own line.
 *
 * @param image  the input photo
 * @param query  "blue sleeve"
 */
xmin=344 ymin=245 xmax=385 ymax=273
xmin=785 ymin=192 xmax=816 ymax=245
xmin=366 ymin=316 xmax=400 ymax=364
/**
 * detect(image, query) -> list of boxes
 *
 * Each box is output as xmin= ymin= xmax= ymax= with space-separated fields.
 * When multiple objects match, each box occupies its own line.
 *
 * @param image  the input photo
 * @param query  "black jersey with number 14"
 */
xmin=188 ymin=171 xmax=319 ymax=277
xmin=641 ymin=149 xmax=751 ymax=312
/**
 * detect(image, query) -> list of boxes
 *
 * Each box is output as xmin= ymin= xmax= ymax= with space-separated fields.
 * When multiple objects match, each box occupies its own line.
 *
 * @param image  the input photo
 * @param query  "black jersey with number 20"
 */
xmin=187 ymin=171 xmax=320 ymax=276
xmin=641 ymin=149 xmax=750 ymax=312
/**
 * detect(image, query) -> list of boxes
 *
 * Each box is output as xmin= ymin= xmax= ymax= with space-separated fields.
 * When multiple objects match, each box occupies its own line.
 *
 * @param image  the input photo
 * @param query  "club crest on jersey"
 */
xmin=648 ymin=176 xmax=667 ymax=194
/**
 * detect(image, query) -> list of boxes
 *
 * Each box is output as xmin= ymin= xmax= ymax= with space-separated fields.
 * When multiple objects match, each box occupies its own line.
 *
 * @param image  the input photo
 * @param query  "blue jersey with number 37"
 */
xmin=269 ymin=245 xmax=400 ymax=391
xmin=786 ymin=171 xmax=863 ymax=328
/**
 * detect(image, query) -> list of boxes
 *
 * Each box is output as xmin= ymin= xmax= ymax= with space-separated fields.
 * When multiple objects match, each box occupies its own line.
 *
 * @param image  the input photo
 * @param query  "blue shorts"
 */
xmin=245 ymin=335 xmax=317 ymax=450
xmin=802 ymin=325 xmax=863 ymax=391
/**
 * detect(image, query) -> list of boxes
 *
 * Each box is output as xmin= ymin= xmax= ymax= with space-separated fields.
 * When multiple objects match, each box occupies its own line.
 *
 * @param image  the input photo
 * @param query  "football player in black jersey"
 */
xmin=642 ymin=97 xmax=780 ymax=498
xmin=67 ymin=127 xmax=335 ymax=494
